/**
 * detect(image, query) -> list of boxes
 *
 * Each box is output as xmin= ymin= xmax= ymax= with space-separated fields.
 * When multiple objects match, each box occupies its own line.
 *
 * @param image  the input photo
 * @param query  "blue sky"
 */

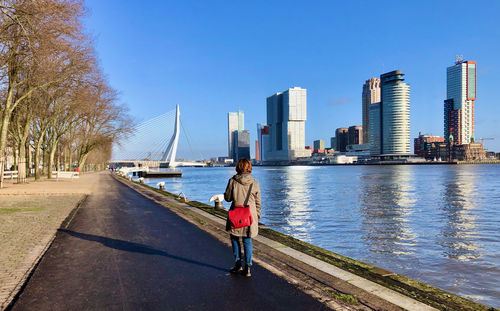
xmin=85 ymin=0 xmax=500 ymax=159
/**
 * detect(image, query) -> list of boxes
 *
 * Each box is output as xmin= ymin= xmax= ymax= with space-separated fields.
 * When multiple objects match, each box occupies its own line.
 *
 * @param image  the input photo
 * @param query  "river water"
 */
xmin=140 ymin=164 xmax=500 ymax=307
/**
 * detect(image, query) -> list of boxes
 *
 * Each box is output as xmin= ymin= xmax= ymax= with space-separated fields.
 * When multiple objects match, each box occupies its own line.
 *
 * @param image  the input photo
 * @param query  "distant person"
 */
xmin=224 ymin=158 xmax=261 ymax=277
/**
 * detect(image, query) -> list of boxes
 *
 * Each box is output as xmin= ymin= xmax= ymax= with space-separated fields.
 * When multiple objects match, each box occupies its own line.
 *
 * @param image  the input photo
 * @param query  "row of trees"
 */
xmin=0 ymin=0 xmax=131 ymax=188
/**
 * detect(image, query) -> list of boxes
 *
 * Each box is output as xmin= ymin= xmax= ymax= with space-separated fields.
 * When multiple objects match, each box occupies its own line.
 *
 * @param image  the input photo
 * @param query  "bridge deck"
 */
xmin=138 ymin=170 xmax=182 ymax=178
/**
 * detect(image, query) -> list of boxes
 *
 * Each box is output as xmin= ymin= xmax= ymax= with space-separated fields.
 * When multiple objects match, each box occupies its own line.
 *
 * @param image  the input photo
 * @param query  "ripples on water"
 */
xmin=141 ymin=165 xmax=500 ymax=308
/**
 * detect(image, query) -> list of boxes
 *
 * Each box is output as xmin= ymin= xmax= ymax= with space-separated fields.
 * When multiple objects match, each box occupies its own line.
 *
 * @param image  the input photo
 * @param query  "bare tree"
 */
xmin=74 ymin=78 xmax=132 ymax=171
xmin=1 ymin=1 xmax=132 ymax=185
xmin=8 ymin=94 xmax=31 ymax=182
xmin=0 ymin=0 xmax=87 ymax=187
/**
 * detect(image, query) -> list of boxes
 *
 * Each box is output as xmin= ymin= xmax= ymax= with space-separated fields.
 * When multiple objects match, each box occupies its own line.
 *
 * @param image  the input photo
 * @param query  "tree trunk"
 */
xmin=56 ymin=147 xmax=61 ymax=172
xmin=78 ymin=153 xmax=89 ymax=173
xmin=63 ymin=146 xmax=67 ymax=171
xmin=47 ymin=139 xmax=59 ymax=179
xmin=26 ymin=140 xmax=31 ymax=177
xmin=0 ymin=155 xmax=4 ymax=188
xmin=34 ymin=136 xmax=44 ymax=181
xmin=18 ymin=140 xmax=26 ymax=183
xmin=69 ymin=148 xmax=73 ymax=171
xmin=13 ymin=149 xmax=17 ymax=171
xmin=42 ymin=146 xmax=47 ymax=176
xmin=0 ymin=112 xmax=11 ymax=188
xmin=17 ymin=116 xmax=31 ymax=183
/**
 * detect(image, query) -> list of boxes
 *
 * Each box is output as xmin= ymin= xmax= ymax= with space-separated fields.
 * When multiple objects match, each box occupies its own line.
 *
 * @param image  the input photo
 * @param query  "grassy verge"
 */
xmin=324 ymin=290 xmax=359 ymax=304
xmin=0 ymin=207 xmax=45 ymax=214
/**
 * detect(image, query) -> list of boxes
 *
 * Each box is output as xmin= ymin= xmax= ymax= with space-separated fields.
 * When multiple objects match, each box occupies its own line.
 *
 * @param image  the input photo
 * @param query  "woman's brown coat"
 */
xmin=224 ymin=173 xmax=261 ymax=238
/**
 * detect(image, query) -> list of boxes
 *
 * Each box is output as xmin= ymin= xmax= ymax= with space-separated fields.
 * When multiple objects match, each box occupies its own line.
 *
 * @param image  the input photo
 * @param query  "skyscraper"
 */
xmin=348 ymin=125 xmax=363 ymax=145
xmin=370 ymin=70 xmax=410 ymax=155
xmin=362 ymin=78 xmax=381 ymax=144
xmin=228 ymin=110 xmax=244 ymax=159
xmin=265 ymin=87 xmax=310 ymax=161
xmin=444 ymin=58 xmax=476 ymax=145
xmin=335 ymin=128 xmax=348 ymax=152
xmin=369 ymin=102 xmax=381 ymax=154
xmin=380 ymin=70 xmax=410 ymax=154
xmin=232 ymin=130 xmax=250 ymax=161
xmin=256 ymin=123 xmax=269 ymax=162
xmin=313 ymin=140 xmax=325 ymax=151
xmin=330 ymin=137 xmax=337 ymax=150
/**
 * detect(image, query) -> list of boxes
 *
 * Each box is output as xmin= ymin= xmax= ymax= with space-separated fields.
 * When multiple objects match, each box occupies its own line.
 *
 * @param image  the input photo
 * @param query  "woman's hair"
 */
xmin=235 ymin=158 xmax=252 ymax=174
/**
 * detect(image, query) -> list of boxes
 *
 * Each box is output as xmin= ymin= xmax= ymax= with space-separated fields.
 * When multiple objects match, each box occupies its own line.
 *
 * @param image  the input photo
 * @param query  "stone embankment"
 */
xmin=116 ymin=175 xmax=495 ymax=311
xmin=0 ymin=173 xmax=101 ymax=310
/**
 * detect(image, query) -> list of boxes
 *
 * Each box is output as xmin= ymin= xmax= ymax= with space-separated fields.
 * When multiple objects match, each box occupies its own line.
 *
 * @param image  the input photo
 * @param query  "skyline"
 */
xmin=85 ymin=1 xmax=500 ymax=159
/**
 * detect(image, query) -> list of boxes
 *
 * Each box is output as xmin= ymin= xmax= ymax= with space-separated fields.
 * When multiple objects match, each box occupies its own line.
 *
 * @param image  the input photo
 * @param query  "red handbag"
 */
xmin=228 ymin=184 xmax=253 ymax=229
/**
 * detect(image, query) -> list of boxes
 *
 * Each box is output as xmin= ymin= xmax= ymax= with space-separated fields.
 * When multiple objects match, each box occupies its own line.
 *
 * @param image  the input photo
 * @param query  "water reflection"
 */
xmin=439 ymin=167 xmax=481 ymax=262
xmin=261 ymin=166 xmax=314 ymax=242
xmin=359 ymin=166 xmax=417 ymax=256
xmin=144 ymin=176 xmax=184 ymax=196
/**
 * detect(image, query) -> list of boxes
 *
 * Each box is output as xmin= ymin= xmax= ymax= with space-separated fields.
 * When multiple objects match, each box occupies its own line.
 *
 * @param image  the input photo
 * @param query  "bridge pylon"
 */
xmin=161 ymin=104 xmax=180 ymax=167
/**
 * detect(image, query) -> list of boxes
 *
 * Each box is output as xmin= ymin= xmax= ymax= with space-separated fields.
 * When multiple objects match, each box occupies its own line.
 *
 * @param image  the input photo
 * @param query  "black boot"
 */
xmin=242 ymin=265 xmax=251 ymax=277
xmin=229 ymin=261 xmax=242 ymax=273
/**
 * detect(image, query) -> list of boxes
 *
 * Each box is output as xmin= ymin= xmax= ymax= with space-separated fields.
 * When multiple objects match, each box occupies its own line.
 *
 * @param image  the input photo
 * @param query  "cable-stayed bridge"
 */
xmin=111 ymin=105 xmax=206 ymax=168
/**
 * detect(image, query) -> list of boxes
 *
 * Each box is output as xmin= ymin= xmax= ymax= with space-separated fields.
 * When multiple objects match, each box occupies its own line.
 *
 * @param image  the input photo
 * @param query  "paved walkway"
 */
xmin=9 ymin=173 xmax=329 ymax=310
xmin=0 ymin=173 xmax=101 ymax=310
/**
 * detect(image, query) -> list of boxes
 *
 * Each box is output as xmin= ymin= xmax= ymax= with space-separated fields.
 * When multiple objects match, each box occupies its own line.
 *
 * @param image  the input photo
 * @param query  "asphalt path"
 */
xmin=9 ymin=173 xmax=329 ymax=311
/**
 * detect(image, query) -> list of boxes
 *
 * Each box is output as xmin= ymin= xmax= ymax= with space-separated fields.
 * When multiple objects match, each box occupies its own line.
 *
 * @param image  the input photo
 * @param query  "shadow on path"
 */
xmin=58 ymin=229 xmax=227 ymax=272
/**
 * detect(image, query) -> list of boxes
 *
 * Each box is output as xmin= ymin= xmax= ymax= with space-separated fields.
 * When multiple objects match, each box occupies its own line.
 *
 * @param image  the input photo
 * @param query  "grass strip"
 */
xmin=0 ymin=207 xmax=45 ymax=214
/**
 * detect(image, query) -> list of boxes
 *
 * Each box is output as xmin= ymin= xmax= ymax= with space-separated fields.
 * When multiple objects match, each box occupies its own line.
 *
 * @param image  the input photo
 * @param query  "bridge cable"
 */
xmin=113 ymin=110 xmax=175 ymax=160
xmin=180 ymin=117 xmax=205 ymax=161
xmin=139 ymin=112 xmax=175 ymax=160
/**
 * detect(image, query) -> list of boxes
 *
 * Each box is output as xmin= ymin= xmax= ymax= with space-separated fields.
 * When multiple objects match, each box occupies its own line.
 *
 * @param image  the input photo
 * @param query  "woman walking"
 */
xmin=224 ymin=158 xmax=261 ymax=277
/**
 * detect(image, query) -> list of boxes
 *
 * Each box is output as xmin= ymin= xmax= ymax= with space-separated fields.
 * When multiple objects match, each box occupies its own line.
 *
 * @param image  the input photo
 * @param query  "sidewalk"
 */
xmin=0 ymin=172 xmax=102 ymax=310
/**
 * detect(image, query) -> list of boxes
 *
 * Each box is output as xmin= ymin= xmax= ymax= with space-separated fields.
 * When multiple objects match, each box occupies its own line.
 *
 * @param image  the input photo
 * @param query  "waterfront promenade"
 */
xmin=1 ymin=172 xmax=491 ymax=310
xmin=2 ymin=173 xmax=332 ymax=310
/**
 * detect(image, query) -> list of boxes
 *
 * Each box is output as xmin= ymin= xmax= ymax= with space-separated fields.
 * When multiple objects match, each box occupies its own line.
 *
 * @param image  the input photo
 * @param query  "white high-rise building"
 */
xmin=444 ymin=58 xmax=476 ymax=145
xmin=370 ymin=70 xmax=410 ymax=155
xmin=228 ymin=110 xmax=244 ymax=159
xmin=265 ymin=87 xmax=311 ymax=161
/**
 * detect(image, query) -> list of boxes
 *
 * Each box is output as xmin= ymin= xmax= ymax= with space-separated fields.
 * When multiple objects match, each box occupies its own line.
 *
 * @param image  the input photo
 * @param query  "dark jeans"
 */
xmin=230 ymin=235 xmax=252 ymax=266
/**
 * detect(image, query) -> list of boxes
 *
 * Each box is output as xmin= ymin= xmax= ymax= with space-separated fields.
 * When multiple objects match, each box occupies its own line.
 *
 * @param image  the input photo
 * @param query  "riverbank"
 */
xmin=0 ymin=173 xmax=102 ymax=310
xmin=116 ymin=174 xmax=494 ymax=311
xmin=256 ymin=160 xmax=500 ymax=166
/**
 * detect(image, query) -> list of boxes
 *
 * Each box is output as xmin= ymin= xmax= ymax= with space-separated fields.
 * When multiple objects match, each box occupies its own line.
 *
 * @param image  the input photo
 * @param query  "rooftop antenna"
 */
xmin=455 ymin=55 xmax=463 ymax=64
